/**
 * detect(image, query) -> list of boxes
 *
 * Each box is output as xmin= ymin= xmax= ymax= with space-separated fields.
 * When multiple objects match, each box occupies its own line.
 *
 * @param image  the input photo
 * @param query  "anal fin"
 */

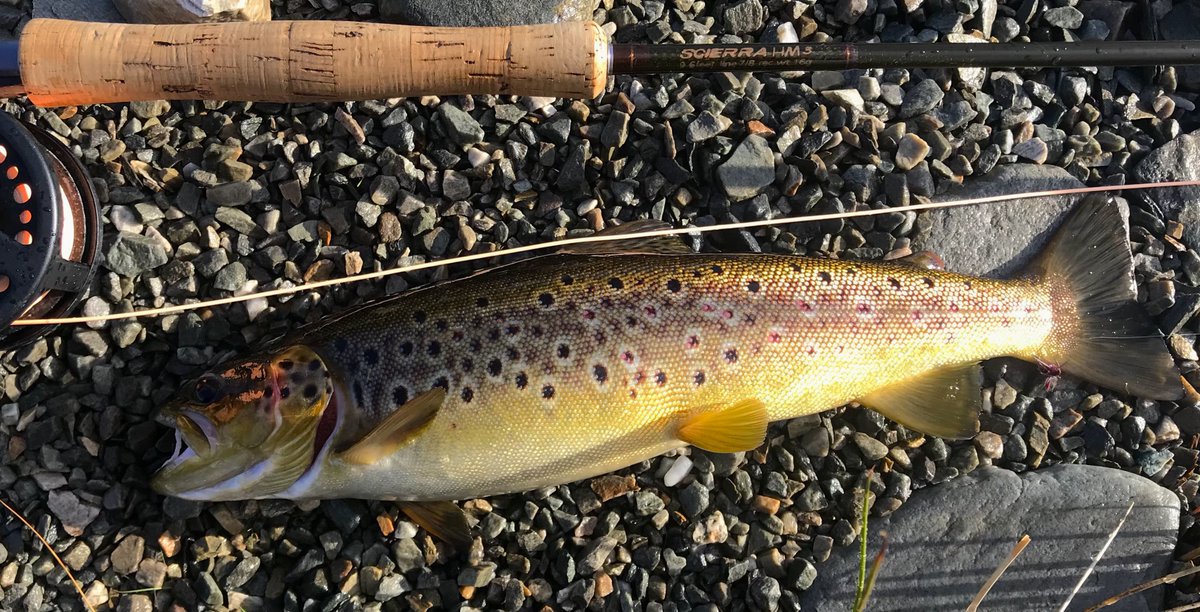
xmin=859 ymin=363 xmax=982 ymax=440
xmin=337 ymin=388 xmax=445 ymax=465
xmin=399 ymin=501 xmax=473 ymax=551
xmin=677 ymin=398 xmax=768 ymax=453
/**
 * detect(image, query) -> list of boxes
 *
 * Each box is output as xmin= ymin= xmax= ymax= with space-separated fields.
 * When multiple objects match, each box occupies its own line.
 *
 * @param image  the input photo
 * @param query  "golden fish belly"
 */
xmin=300 ymin=253 xmax=1056 ymax=501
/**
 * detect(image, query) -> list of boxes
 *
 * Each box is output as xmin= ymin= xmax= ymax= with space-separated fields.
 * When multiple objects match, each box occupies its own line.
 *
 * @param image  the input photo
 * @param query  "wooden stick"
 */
xmin=19 ymin=18 xmax=610 ymax=106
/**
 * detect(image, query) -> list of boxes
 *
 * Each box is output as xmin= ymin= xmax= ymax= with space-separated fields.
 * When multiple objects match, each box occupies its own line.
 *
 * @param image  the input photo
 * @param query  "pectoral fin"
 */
xmin=399 ymin=501 xmax=472 ymax=550
xmin=677 ymin=398 xmax=769 ymax=453
xmin=338 ymin=388 xmax=445 ymax=465
xmin=893 ymin=250 xmax=945 ymax=270
xmin=559 ymin=219 xmax=693 ymax=255
xmin=859 ymin=363 xmax=982 ymax=440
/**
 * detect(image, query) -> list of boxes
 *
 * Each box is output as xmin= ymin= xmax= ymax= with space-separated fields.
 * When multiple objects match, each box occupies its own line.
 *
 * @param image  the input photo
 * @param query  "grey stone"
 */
xmin=379 ymin=0 xmax=595 ymax=26
xmin=105 ymin=232 xmax=169 ymax=277
xmin=47 ymin=490 xmax=100 ymax=536
xmin=917 ymin=164 xmax=1085 ymax=277
xmin=1133 ymin=129 xmax=1200 ymax=217
xmin=723 ymin=0 xmax=765 ymax=34
xmin=803 ymin=465 xmax=1178 ymax=611
xmin=1044 ymin=6 xmax=1084 ymax=29
xmin=437 ymin=104 xmax=484 ymax=146
xmin=33 ymin=0 xmax=125 ymax=22
xmin=717 ymin=135 xmax=775 ymax=201
xmin=206 ymin=182 xmax=253 ymax=207
xmin=899 ymin=79 xmax=945 ymax=118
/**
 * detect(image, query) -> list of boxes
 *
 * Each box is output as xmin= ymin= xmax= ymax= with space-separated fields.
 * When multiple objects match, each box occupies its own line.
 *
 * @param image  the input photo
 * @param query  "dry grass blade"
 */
xmin=1085 ymin=564 xmax=1200 ymax=612
xmin=0 ymin=496 xmax=97 ymax=612
xmin=12 ymin=179 xmax=1200 ymax=327
xmin=966 ymin=534 xmax=1032 ymax=612
xmin=1165 ymin=603 xmax=1200 ymax=612
xmin=1061 ymin=501 xmax=1134 ymax=612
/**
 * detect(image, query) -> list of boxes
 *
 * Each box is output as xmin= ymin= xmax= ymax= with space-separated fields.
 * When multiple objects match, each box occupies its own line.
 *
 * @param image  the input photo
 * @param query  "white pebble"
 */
xmin=776 ymin=22 xmax=799 ymax=44
xmin=467 ymin=148 xmax=491 ymax=168
xmin=663 ymin=455 xmax=694 ymax=487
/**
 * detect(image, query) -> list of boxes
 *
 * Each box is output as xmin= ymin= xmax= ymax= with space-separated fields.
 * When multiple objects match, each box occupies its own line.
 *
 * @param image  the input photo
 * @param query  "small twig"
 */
xmin=1085 ymin=564 xmax=1200 ymax=612
xmin=967 ymin=535 xmax=1032 ymax=612
xmin=0 ymin=497 xmax=97 ymax=612
xmin=854 ymin=469 xmax=875 ymax=612
xmin=1061 ymin=501 xmax=1135 ymax=612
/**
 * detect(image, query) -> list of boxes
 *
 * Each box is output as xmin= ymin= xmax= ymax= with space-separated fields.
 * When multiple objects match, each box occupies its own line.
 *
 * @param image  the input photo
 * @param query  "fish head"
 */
xmin=151 ymin=345 xmax=339 ymax=501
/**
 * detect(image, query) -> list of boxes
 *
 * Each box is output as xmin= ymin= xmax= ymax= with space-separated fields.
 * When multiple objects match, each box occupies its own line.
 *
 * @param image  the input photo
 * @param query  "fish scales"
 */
xmin=300 ymin=253 xmax=1057 ymax=500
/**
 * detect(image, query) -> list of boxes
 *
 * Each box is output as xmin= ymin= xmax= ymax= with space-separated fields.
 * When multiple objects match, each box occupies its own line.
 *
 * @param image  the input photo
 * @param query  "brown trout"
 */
xmin=151 ymin=199 xmax=1181 ymax=545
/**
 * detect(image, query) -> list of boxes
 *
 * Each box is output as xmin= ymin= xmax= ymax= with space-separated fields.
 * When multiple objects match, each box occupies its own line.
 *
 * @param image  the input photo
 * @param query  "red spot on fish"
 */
xmin=583 ymin=309 xmax=596 ymax=320
xmin=686 ymin=336 xmax=700 ymax=349
xmin=856 ymin=303 xmax=871 ymax=314
xmin=701 ymin=303 xmax=715 ymax=313
xmin=644 ymin=305 xmax=657 ymax=317
xmin=768 ymin=332 xmax=782 ymax=343
xmin=798 ymin=300 xmax=813 ymax=312
xmin=912 ymin=311 xmax=923 ymax=321
xmin=622 ymin=351 xmax=635 ymax=364
xmin=806 ymin=346 xmax=816 ymax=355
xmin=721 ymin=310 xmax=734 ymax=320
xmin=949 ymin=303 xmax=959 ymax=312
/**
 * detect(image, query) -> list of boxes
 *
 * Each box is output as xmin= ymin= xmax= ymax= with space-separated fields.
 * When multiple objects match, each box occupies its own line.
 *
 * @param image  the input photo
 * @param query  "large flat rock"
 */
xmin=916 ymin=164 xmax=1084 ymax=278
xmin=802 ymin=465 xmax=1180 ymax=611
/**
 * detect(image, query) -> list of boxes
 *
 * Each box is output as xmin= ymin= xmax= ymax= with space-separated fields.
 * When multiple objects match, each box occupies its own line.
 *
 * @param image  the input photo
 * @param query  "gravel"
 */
xmin=5 ymin=0 xmax=1200 ymax=611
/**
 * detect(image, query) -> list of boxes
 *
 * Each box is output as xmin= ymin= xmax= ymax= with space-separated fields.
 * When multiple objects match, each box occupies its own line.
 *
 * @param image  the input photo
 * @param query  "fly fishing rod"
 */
xmin=1 ymin=19 xmax=1200 ymax=106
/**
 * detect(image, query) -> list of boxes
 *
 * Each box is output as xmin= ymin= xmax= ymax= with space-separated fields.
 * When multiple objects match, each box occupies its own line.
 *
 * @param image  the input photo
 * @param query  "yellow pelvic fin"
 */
xmin=859 ymin=363 xmax=982 ymax=440
xmin=677 ymin=398 xmax=768 ymax=453
xmin=337 ymin=388 xmax=445 ymax=465
xmin=399 ymin=501 xmax=473 ymax=551
xmin=559 ymin=219 xmax=693 ymax=255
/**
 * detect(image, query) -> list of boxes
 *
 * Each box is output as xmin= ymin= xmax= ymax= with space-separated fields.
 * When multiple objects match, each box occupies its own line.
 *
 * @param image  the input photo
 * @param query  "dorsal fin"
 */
xmin=559 ymin=219 xmax=693 ymax=255
xmin=337 ymin=388 xmax=445 ymax=465
xmin=858 ymin=364 xmax=982 ymax=440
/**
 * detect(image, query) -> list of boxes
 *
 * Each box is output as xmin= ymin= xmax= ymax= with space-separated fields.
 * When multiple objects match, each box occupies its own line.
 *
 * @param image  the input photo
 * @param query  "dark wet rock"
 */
xmin=803 ymin=465 xmax=1179 ymax=611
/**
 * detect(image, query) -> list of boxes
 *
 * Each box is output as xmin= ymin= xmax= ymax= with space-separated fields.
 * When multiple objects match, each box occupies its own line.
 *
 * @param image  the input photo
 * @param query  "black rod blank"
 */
xmin=611 ymin=40 xmax=1200 ymax=74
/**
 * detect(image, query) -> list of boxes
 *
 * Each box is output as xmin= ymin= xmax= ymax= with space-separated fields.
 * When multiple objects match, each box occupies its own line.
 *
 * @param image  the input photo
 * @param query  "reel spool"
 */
xmin=0 ymin=112 xmax=100 ymax=351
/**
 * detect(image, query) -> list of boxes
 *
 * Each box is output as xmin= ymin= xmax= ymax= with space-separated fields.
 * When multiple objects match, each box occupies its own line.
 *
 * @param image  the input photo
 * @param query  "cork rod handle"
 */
xmin=19 ymin=19 xmax=611 ymax=107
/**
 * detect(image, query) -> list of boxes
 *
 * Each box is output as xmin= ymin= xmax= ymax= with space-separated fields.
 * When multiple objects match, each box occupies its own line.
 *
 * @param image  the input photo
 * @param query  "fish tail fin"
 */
xmin=1025 ymin=195 xmax=1182 ymax=400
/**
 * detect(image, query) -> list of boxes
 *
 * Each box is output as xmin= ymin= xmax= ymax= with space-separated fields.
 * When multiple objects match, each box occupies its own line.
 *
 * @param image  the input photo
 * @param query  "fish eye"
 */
xmin=194 ymin=375 xmax=222 ymax=405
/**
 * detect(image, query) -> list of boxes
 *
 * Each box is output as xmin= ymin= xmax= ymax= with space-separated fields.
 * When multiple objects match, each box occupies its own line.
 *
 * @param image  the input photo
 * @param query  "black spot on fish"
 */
xmin=507 ymin=347 xmax=520 ymax=361
xmin=461 ymin=358 xmax=473 ymax=372
xmin=542 ymin=384 xmax=555 ymax=399
xmin=352 ymin=381 xmax=363 ymax=405
xmin=846 ymin=267 xmax=858 ymax=276
xmin=303 ymin=384 xmax=318 ymax=399
xmin=413 ymin=310 xmax=427 ymax=324
xmin=364 ymin=348 xmax=379 ymax=366
xmin=538 ymin=293 xmax=555 ymax=307
xmin=711 ymin=265 xmax=724 ymax=275
xmin=488 ymin=328 xmax=501 ymax=341
xmin=743 ymin=314 xmax=757 ymax=325
xmin=435 ymin=319 xmax=448 ymax=332
xmin=747 ymin=280 xmax=761 ymax=293
xmin=308 ymin=360 xmax=321 ymax=371
xmin=963 ymin=280 xmax=973 ymax=290
xmin=280 ymin=386 xmax=291 ymax=399
xmin=505 ymin=324 xmax=520 ymax=336
xmin=392 ymin=385 xmax=408 ymax=405
xmin=531 ymin=325 xmax=544 ymax=337
xmin=557 ymin=344 xmax=570 ymax=359
xmin=278 ymin=360 xmax=294 ymax=371
xmin=922 ymin=277 xmax=935 ymax=288
xmin=626 ymin=316 xmax=639 ymax=328
xmin=487 ymin=358 xmax=502 ymax=377
xmin=433 ymin=377 xmax=449 ymax=391
xmin=694 ymin=371 xmax=706 ymax=385
xmin=818 ymin=271 xmax=832 ymax=284
xmin=334 ymin=338 xmax=348 ymax=353
xmin=608 ymin=277 xmax=624 ymax=290
xmin=515 ymin=372 xmax=528 ymax=390
xmin=476 ymin=297 xmax=489 ymax=308
xmin=593 ymin=364 xmax=608 ymax=383
xmin=470 ymin=338 xmax=482 ymax=352
xmin=654 ymin=371 xmax=667 ymax=386
xmin=561 ymin=274 xmax=574 ymax=285
xmin=452 ymin=330 xmax=464 ymax=341
xmin=347 ymin=359 xmax=360 ymax=374
xmin=290 ymin=372 xmax=303 ymax=385
xmin=667 ymin=279 xmax=682 ymax=293
xmin=725 ymin=349 xmax=739 ymax=364
xmin=427 ymin=341 xmax=441 ymax=357
xmin=790 ymin=263 xmax=804 ymax=273
xmin=888 ymin=277 xmax=901 ymax=289
xmin=399 ymin=341 xmax=413 ymax=356
xmin=461 ymin=387 xmax=474 ymax=403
